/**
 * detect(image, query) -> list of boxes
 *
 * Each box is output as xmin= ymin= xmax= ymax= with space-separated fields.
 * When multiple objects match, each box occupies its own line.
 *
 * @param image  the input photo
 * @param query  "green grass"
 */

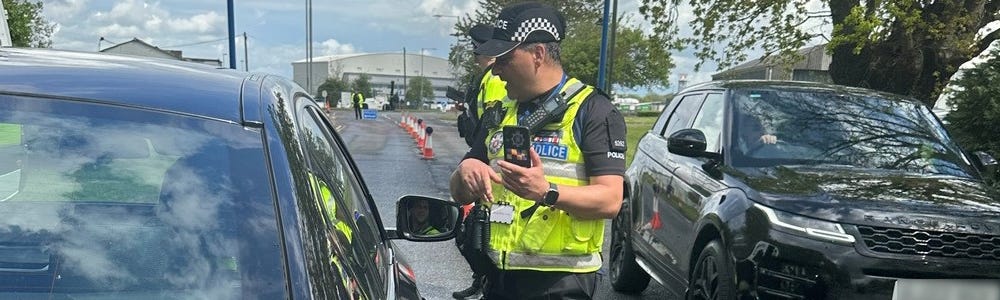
xmin=625 ymin=116 xmax=658 ymax=167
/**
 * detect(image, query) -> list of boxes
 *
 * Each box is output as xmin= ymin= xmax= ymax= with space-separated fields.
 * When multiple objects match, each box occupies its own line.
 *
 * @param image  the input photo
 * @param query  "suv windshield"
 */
xmin=0 ymin=96 xmax=284 ymax=299
xmin=730 ymin=88 xmax=977 ymax=178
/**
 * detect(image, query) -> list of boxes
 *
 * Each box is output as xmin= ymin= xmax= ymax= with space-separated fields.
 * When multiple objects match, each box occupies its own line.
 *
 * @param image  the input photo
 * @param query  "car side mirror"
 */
xmin=668 ymin=128 xmax=710 ymax=156
xmin=393 ymin=195 xmax=460 ymax=242
xmin=973 ymin=151 xmax=998 ymax=178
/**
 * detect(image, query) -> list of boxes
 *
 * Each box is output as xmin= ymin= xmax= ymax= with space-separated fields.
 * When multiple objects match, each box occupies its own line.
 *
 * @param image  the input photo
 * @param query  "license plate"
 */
xmin=893 ymin=279 xmax=1000 ymax=300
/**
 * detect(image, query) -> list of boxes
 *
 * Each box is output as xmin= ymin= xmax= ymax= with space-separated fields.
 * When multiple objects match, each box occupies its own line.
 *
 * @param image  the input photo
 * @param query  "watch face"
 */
xmin=544 ymin=183 xmax=559 ymax=205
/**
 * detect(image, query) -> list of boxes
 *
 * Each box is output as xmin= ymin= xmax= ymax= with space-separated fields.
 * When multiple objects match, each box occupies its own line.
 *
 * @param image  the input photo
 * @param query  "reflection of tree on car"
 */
xmin=731 ymin=88 xmax=974 ymax=176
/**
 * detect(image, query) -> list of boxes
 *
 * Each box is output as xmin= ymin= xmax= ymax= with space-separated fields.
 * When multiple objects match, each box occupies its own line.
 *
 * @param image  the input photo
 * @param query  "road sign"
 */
xmin=362 ymin=109 xmax=378 ymax=120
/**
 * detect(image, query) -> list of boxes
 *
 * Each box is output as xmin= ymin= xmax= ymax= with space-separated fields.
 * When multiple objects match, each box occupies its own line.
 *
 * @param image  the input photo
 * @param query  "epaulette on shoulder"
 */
xmin=588 ymin=86 xmax=613 ymax=102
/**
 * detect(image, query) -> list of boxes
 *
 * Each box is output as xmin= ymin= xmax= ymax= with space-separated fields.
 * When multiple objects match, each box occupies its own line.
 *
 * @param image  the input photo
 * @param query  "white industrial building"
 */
xmin=292 ymin=52 xmax=455 ymax=107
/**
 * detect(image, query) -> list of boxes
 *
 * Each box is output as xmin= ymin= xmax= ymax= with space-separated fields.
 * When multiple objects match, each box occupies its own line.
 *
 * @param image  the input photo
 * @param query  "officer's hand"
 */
xmin=457 ymin=158 xmax=502 ymax=203
xmin=497 ymin=148 xmax=548 ymax=202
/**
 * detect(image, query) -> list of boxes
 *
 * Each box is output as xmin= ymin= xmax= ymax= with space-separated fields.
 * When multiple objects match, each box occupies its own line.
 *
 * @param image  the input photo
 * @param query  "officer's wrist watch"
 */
xmin=541 ymin=182 xmax=559 ymax=206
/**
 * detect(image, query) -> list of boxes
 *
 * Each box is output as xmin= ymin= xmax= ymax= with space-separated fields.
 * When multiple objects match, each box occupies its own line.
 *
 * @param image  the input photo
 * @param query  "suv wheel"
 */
xmin=688 ymin=240 xmax=735 ymax=300
xmin=609 ymin=199 xmax=651 ymax=293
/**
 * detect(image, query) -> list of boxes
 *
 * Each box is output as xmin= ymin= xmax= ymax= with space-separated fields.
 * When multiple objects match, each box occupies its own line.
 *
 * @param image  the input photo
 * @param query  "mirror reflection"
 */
xmin=398 ymin=196 xmax=458 ymax=238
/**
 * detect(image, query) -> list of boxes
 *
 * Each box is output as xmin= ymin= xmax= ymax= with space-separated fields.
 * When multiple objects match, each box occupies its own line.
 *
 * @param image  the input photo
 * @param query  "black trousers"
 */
xmin=484 ymin=269 xmax=597 ymax=300
xmin=353 ymin=105 xmax=361 ymax=119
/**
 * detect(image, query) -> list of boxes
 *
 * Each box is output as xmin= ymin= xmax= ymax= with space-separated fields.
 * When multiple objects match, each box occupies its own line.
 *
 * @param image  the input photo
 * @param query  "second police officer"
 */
xmin=452 ymin=23 xmax=509 ymax=300
xmin=449 ymin=2 xmax=628 ymax=299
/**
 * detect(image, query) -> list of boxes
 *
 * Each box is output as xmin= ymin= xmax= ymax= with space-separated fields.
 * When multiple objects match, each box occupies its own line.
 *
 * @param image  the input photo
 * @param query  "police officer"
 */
xmin=452 ymin=23 xmax=509 ymax=300
xmin=352 ymin=90 xmax=365 ymax=120
xmin=449 ymin=2 xmax=627 ymax=299
xmin=458 ymin=24 xmax=509 ymax=147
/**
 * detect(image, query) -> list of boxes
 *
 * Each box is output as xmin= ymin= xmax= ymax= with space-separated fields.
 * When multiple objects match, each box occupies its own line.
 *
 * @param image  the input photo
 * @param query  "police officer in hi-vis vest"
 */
xmin=449 ymin=2 xmax=627 ymax=299
xmin=452 ymin=23 xmax=509 ymax=300
xmin=457 ymin=24 xmax=509 ymax=148
xmin=352 ymin=90 xmax=365 ymax=120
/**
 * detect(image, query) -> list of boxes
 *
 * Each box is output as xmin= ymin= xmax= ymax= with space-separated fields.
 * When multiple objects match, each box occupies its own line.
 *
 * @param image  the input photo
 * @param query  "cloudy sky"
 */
xmin=39 ymin=0 xmax=828 ymax=94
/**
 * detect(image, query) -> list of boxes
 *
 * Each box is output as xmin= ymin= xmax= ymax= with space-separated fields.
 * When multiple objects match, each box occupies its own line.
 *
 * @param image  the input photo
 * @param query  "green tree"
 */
xmin=3 ymin=0 xmax=55 ymax=47
xmin=447 ymin=0 xmax=674 ymax=93
xmin=944 ymin=47 xmax=1000 ymax=183
xmin=317 ymin=77 xmax=349 ymax=107
xmin=639 ymin=0 xmax=1000 ymax=105
xmin=350 ymin=74 xmax=373 ymax=99
xmin=405 ymin=76 xmax=434 ymax=106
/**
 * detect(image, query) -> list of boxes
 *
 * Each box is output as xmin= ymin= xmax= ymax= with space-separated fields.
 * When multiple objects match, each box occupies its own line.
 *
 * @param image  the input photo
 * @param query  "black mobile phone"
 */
xmin=503 ymin=126 xmax=532 ymax=168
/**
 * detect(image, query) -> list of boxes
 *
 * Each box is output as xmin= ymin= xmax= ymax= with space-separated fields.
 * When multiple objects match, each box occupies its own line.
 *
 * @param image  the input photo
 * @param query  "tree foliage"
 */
xmin=944 ymin=47 xmax=1000 ymax=181
xmin=405 ymin=76 xmax=434 ymax=104
xmin=350 ymin=74 xmax=373 ymax=98
xmin=317 ymin=77 xmax=348 ymax=106
xmin=448 ymin=0 xmax=674 ymax=92
xmin=639 ymin=0 xmax=1000 ymax=104
xmin=3 ymin=0 xmax=54 ymax=48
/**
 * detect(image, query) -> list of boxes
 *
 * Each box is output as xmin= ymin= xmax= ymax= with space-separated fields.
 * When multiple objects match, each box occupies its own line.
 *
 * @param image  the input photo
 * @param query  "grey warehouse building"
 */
xmin=712 ymin=44 xmax=831 ymax=83
xmin=292 ymin=52 xmax=455 ymax=103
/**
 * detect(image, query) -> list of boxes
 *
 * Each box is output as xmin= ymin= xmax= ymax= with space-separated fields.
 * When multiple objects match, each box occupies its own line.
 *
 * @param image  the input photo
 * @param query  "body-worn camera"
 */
xmin=467 ymin=204 xmax=491 ymax=252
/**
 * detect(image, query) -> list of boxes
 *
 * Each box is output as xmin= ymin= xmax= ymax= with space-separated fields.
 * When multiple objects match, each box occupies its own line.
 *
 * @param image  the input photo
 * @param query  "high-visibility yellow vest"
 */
xmin=309 ymin=173 xmax=353 ymax=242
xmin=482 ymin=77 xmax=603 ymax=273
xmin=477 ymin=68 xmax=507 ymax=118
xmin=354 ymin=92 xmax=365 ymax=105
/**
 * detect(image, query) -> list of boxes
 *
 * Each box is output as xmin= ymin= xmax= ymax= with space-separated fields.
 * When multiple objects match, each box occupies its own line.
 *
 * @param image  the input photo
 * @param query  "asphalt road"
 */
xmin=329 ymin=110 xmax=672 ymax=300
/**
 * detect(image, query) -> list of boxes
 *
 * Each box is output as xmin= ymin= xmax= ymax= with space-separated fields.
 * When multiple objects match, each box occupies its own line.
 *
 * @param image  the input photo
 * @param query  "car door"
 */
xmin=295 ymin=98 xmax=390 ymax=300
xmin=662 ymin=92 xmax=728 ymax=278
xmin=634 ymin=93 xmax=705 ymax=280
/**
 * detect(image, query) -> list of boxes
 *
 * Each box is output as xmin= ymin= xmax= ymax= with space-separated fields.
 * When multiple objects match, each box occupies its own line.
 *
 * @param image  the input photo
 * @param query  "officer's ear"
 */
xmin=528 ymin=43 xmax=546 ymax=67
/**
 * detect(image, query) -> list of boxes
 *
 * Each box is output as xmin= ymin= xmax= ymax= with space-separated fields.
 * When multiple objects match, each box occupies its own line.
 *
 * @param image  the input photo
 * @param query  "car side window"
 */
xmin=691 ymin=93 xmax=725 ymax=152
xmin=661 ymin=94 xmax=706 ymax=138
xmin=296 ymin=102 xmax=384 ymax=299
xmin=651 ymin=96 xmax=676 ymax=133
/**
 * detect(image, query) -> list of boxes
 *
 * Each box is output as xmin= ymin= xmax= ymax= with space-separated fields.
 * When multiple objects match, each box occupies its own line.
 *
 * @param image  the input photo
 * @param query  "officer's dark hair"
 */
xmin=517 ymin=42 xmax=561 ymax=65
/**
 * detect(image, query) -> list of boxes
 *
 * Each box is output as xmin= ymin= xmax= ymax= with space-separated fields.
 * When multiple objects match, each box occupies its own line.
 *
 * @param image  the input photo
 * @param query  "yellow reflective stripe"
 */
xmin=489 ymin=250 xmax=602 ymax=272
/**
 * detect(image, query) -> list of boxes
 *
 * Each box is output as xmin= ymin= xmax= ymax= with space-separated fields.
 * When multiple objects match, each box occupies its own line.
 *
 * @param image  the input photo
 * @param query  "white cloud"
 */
xmin=320 ymin=39 xmax=356 ymax=55
xmin=166 ymin=11 xmax=224 ymax=34
xmin=97 ymin=24 xmax=142 ymax=38
xmin=45 ymin=0 xmax=89 ymax=17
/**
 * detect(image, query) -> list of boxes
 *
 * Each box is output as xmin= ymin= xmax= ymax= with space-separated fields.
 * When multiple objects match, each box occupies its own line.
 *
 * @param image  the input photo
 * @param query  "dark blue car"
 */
xmin=0 ymin=48 xmax=457 ymax=299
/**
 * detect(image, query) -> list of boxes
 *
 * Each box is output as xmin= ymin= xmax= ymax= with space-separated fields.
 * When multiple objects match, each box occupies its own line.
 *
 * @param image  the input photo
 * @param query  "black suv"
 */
xmin=610 ymin=81 xmax=1000 ymax=299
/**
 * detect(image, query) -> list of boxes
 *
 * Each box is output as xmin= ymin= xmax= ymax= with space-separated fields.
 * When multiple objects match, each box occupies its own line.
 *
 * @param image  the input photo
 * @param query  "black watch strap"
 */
xmin=542 ymin=182 xmax=559 ymax=206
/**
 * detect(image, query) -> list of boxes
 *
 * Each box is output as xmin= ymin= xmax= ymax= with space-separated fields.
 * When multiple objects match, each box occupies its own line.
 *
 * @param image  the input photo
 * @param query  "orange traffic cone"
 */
xmin=399 ymin=113 xmax=407 ymax=128
xmin=422 ymin=132 xmax=434 ymax=160
xmin=417 ymin=124 xmax=426 ymax=149
xmin=408 ymin=117 xmax=417 ymax=138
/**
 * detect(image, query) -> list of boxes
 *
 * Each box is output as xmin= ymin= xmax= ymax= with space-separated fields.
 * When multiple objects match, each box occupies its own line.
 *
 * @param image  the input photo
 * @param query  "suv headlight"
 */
xmin=754 ymin=203 xmax=855 ymax=244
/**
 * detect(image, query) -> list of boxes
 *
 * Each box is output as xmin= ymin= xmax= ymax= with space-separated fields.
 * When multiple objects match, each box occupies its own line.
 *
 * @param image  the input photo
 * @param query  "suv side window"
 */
xmin=691 ymin=93 xmax=725 ymax=152
xmin=661 ymin=94 xmax=706 ymax=138
xmin=296 ymin=102 xmax=384 ymax=299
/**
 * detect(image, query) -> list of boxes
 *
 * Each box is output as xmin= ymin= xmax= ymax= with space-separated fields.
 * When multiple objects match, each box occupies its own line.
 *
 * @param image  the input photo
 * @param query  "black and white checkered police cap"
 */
xmin=474 ymin=2 xmax=567 ymax=57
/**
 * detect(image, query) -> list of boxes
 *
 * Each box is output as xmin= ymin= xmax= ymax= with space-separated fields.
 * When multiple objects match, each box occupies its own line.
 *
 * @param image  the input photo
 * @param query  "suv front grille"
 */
xmin=857 ymin=225 xmax=1000 ymax=260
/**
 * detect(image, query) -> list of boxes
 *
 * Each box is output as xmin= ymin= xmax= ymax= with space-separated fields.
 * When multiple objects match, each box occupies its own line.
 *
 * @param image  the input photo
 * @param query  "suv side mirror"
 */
xmin=393 ymin=195 xmax=460 ymax=242
xmin=973 ymin=151 xmax=998 ymax=178
xmin=668 ymin=128 xmax=708 ymax=157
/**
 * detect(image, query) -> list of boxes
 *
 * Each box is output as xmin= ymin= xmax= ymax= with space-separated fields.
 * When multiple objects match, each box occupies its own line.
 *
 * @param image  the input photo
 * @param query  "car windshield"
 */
xmin=730 ymin=87 xmax=977 ymax=178
xmin=0 ymin=96 xmax=285 ymax=299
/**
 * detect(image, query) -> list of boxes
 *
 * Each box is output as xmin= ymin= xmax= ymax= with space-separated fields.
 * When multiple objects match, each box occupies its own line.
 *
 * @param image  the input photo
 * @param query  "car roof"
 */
xmin=679 ymin=80 xmax=923 ymax=105
xmin=0 ymin=48 xmax=250 ymax=123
